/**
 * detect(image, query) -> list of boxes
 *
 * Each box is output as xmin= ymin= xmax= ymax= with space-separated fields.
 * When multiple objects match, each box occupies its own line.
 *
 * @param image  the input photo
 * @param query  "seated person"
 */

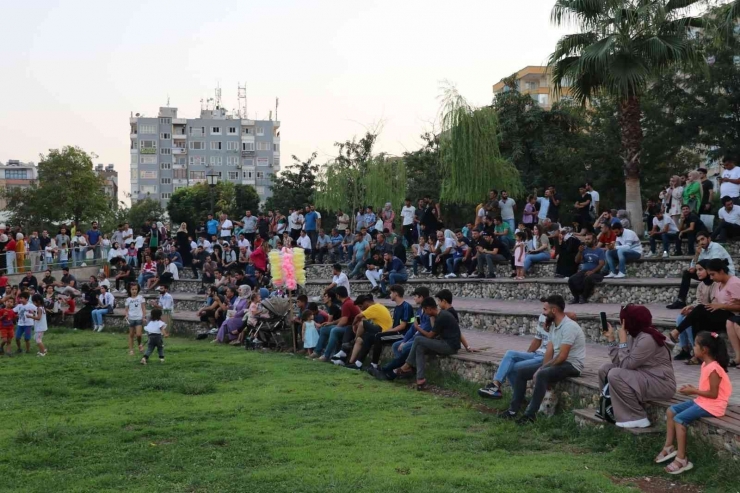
xmin=646 ymin=209 xmax=679 ymax=258
xmin=191 ymin=245 xmax=207 ymax=279
xmin=410 ymin=236 xmax=432 ymax=277
xmin=366 ymin=284 xmax=414 ymax=369
xmin=329 ymin=229 xmax=344 ymax=263
xmin=712 ymin=195 xmax=740 ymax=243
xmin=340 ymin=229 xmax=355 ymax=263
xmin=313 ymin=229 xmax=331 ymax=264
xmin=604 ymin=221 xmax=642 ymax=278
xmin=567 ymin=232 xmax=606 ymax=304
xmin=335 ymin=294 xmax=392 ymax=369
xmin=378 ymin=252 xmax=408 ymax=297
xmin=168 ymin=250 xmax=183 ymax=270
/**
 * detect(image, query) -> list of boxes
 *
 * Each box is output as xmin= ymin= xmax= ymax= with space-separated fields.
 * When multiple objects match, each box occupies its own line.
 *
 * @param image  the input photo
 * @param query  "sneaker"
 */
xmin=332 ymin=350 xmax=346 ymax=360
xmin=674 ymin=349 xmax=692 ymax=361
xmin=208 ymin=328 xmax=218 ymax=335
xmin=308 ymin=352 xmax=320 ymax=359
xmin=408 ymin=274 xmax=416 ymax=279
xmin=604 ymin=273 xmax=616 ymax=278
xmin=444 ymin=273 xmax=457 ymax=279
xmin=317 ymin=356 xmax=328 ymax=362
xmin=516 ymin=414 xmax=536 ymax=425
xmin=344 ymin=362 xmax=363 ymax=371
xmin=477 ymin=386 xmax=502 ymax=399
xmin=662 ymin=251 xmax=669 ymax=259
xmin=437 ymin=274 xmax=445 ymax=279
xmin=80 ymin=263 xmax=87 ymax=267
xmin=332 ymin=359 xmax=345 ymax=366
xmin=141 ymin=358 xmax=147 ymax=365
xmin=644 ymin=252 xmax=654 ymax=258
xmin=460 ymin=273 xmax=468 ymax=278
xmin=37 ymin=351 xmax=47 ymax=357
xmin=614 ymin=272 xmax=626 ymax=279
xmin=497 ymin=409 xmax=517 ymax=420
xmin=666 ymin=300 xmax=686 ymax=310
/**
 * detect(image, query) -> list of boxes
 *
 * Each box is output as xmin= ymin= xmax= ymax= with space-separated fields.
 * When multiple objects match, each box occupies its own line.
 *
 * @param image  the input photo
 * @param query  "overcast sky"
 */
xmin=0 ymin=0 xmax=566 ymax=203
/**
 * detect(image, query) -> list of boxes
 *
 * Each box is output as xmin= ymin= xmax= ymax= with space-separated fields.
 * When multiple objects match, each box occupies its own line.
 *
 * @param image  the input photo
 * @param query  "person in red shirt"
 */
xmin=0 ymin=298 xmax=17 ymax=356
xmin=316 ymin=286 xmax=360 ymax=362
xmin=0 ymin=272 xmax=8 ymax=297
xmin=597 ymin=222 xmax=617 ymax=248
xmin=250 ymin=242 xmax=268 ymax=273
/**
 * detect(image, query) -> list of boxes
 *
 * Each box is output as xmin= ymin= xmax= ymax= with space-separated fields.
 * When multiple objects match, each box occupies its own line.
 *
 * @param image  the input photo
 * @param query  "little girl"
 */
xmin=126 ymin=243 xmax=138 ymax=267
xmin=514 ymin=232 xmax=527 ymax=280
xmin=58 ymin=243 xmax=69 ymax=269
xmin=27 ymin=294 xmax=48 ymax=357
xmin=241 ymin=292 xmax=269 ymax=345
xmin=301 ymin=310 xmax=318 ymax=353
xmin=655 ymin=331 xmax=732 ymax=474
xmin=101 ymin=234 xmax=111 ymax=261
xmin=141 ymin=308 xmax=167 ymax=365
xmin=125 ymin=284 xmax=146 ymax=356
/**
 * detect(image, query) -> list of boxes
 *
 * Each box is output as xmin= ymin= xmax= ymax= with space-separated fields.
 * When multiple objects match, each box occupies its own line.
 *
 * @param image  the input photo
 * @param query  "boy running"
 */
xmin=13 ymin=292 xmax=34 ymax=354
xmin=0 ymin=298 xmax=16 ymax=356
xmin=27 ymin=294 xmax=48 ymax=356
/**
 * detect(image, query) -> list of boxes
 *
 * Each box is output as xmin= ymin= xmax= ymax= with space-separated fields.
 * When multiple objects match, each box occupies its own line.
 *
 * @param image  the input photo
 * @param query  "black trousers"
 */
xmin=245 ymin=232 xmax=256 ymax=245
xmin=432 ymin=253 xmax=451 ymax=275
xmin=371 ymin=330 xmax=406 ymax=364
xmin=568 ymin=270 xmax=604 ymax=300
xmin=677 ymin=269 xmax=699 ymax=301
xmin=356 ymin=321 xmax=383 ymax=363
xmin=712 ymin=220 xmax=740 ymax=243
xmin=677 ymin=305 xmax=731 ymax=334
xmin=144 ymin=333 xmax=164 ymax=360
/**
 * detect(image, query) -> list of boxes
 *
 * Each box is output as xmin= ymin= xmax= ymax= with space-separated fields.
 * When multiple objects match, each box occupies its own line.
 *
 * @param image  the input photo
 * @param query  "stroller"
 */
xmin=244 ymin=296 xmax=292 ymax=351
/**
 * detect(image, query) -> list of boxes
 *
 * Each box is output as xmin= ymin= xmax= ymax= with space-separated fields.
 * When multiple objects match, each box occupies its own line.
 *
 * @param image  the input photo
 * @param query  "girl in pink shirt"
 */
xmin=655 ymin=331 xmax=732 ymax=475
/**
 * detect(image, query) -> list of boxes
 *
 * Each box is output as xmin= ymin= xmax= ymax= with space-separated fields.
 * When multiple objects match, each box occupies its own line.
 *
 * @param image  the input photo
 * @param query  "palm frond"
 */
xmin=578 ymin=35 xmax=618 ymax=76
xmin=550 ymin=32 xmax=599 ymax=59
xmin=551 ymin=0 xmax=610 ymax=27
xmin=634 ymin=33 xmax=701 ymax=69
xmin=605 ymin=53 xmax=650 ymax=98
xmin=665 ymin=0 xmax=703 ymax=14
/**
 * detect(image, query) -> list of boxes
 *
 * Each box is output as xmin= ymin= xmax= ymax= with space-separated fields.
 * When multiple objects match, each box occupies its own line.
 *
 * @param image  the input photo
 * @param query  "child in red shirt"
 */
xmin=0 ymin=298 xmax=17 ymax=356
xmin=0 ymin=273 xmax=8 ymax=297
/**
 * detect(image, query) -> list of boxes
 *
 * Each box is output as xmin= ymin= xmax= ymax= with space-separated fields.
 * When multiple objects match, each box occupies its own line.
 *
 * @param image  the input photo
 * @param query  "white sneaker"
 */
xmin=37 ymin=352 xmax=46 ymax=357
xmin=644 ymin=252 xmax=654 ymax=258
xmin=408 ymin=274 xmax=416 ymax=279
xmin=445 ymin=273 xmax=457 ymax=279
xmin=461 ymin=273 xmax=468 ymax=278
xmin=80 ymin=263 xmax=87 ymax=267
xmin=604 ymin=273 xmax=616 ymax=278
xmin=662 ymin=251 xmax=669 ymax=259
xmin=614 ymin=272 xmax=626 ymax=279
xmin=437 ymin=274 xmax=445 ymax=279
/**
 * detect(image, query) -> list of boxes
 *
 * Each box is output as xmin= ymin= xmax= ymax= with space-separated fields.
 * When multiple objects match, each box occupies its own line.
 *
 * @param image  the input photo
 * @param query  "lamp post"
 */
xmin=206 ymin=171 xmax=219 ymax=215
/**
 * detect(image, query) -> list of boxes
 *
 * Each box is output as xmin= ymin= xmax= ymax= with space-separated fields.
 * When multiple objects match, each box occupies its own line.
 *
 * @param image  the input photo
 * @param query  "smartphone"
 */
xmin=599 ymin=312 xmax=608 ymax=332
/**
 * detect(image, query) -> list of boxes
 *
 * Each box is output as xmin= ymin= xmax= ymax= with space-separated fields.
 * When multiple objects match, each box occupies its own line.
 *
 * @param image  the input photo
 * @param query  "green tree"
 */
xmin=264 ymin=153 xmax=320 ymax=213
xmin=404 ymin=133 xmax=442 ymax=201
xmin=548 ymin=0 xmax=704 ymax=233
xmin=167 ymin=182 xmax=259 ymax=229
xmin=129 ymin=199 xmax=167 ymax=230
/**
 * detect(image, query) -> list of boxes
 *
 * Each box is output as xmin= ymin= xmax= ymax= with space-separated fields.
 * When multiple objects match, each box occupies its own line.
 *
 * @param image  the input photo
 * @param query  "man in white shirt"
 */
xmin=718 ymin=155 xmax=740 ymax=204
xmin=296 ymin=229 xmax=312 ymax=256
xmin=237 ymin=233 xmax=251 ymax=251
xmin=289 ymin=209 xmax=304 ymax=242
xmin=536 ymin=189 xmax=551 ymax=223
xmin=324 ymin=263 xmax=351 ymax=298
xmin=712 ymin=195 xmax=740 ymax=242
xmin=400 ymin=198 xmax=416 ymax=247
xmin=604 ymin=222 xmax=642 ymax=278
xmin=585 ymin=182 xmax=599 ymax=216
xmin=122 ymin=223 xmax=134 ymax=246
xmin=433 ymin=230 xmax=456 ymax=278
xmin=646 ymin=209 xmax=679 ymax=258
xmin=498 ymin=191 xmax=517 ymax=233
xmin=219 ymin=214 xmax=233 ymax=239
xmin=336 ymin=210 xmax=350 ymax=232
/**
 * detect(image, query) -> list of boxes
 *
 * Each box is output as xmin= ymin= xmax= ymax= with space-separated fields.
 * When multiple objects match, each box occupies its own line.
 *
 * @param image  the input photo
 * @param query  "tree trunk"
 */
xmin=618 ymin=95 xmax=645 ymax=236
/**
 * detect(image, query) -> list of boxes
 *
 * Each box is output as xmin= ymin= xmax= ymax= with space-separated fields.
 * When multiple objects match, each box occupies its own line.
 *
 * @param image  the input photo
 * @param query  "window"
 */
xmin=189 ymin=156 xmax=205 ymax=166
xmin=256 ymin=171 xmax=265 ymax=179
xmin=140 ymin=185 xmax=158 ymax=194
xmin=228 ymin=127 xmax=237 ymax=135
xmin=242 ymin=127 xmax=251 ymax=135
xmin=160 ymin=133 xmax=171 ymax=140
xmin=140 ymin=156 xmax=157 ymax=164
xmin=226 ymin=141 xmax=238 ymax=151
xmin=243 ymin=158 xmax=254 ymax=167
xmin=273 ymin=143 xmax=280 ymax=152
xmin=209 ymin=156 xmax=222 ymax=166
xmin=189 ymin=171 xmax=205 ymax=180
xmin=256 ymin=141 xmax=270 ymax=151
xmin=190 ymin=126 xmax=204 ymax=136
xmin=5 ymin=169 xmax=28 ymax=179
xmin=257 ymin=157 xmax=269 ymax=167
xmin=274 ymin=157 xmax=280 ymax=167
xmin=256 ymin=127 xmax=264 ymax=136
xmin=228 ymin=171 xmax=239 ymax=180
xmin=160 ymin=148 xmax=171 ymax=155
xmin=159 ymin=118 xmax=171 ymax=124
xmin=140 ymin=140 xmax=157 ymax=153
xmin=161 ymin=192 xmax=171 ymax=199
xmin=160 ymin=162 xmax=171 ymax=170
xmin=211 ymin=126 xmax=221 ymax=135
xmin=256 ymin=186 xmax=266 ymax=195
xmin=189 ymin=141 xmax=205 ymax=150
xmin=140 ymin=124 xmax=157 ymax=134
xmin=243 ymin=171 xmax=254 ymax=179
xmin=210 ymin=141 xmax=222 ymax=150
xmin=161 ymin=178 xmax=171 ymax=184
xmin=524 ymin=81 xmax=539 ymax=91
xmin=241 ymin=142 xmax=254 ymax=151
xmin=537 ymin=94 xmax=549 ymax=106
xmin=173 ymin=169 xmax=187 ymax=179
xmin=226 ymin=156 xmax=238 ymax=166
xmin=175 ymin=157 xmax=186 ymax=165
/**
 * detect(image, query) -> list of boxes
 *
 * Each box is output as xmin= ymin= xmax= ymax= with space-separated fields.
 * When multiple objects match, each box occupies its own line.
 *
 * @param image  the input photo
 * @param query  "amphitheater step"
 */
xmin=113 ymin=292 xmax=203 ymax=312
xmin=572 ymin=409 xmax=661 ymax=435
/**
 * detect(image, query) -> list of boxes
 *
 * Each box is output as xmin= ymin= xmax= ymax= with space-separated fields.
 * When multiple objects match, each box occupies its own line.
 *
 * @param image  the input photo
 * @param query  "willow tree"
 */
xmin=438 ymin=84 xmax=523 ymax=204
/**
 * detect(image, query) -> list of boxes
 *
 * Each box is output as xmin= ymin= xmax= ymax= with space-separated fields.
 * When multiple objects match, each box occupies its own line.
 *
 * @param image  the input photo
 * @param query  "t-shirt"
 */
xmin=61 ymin=274 xmax=77 ymax=286
xmin=87 ymin=229 xmax=101 ymax=245
xmin=536 ymin=196 xmax=550 ymax=220
xmin=681 ymin=212 xmax=708 ymax=233
xmin=304 ymin=211 xmax=318 ymax=231
xmin=0 ymin=308 xmax=16 ymax=329
xmin=498 ymin=198 xmax=516 ymax=221
xmin=716 ymin=276 xmax=740 ymax=312
xmin=550 ymin=316 xmax=586 ymax=372
xmin=597 ymin=230 xmax=616 ymax=245
xmin=354 ymin=240 xmax=369 ymax=261
xmin=316 ymin=235 xmax=330 ymax=248
xmin=588 ymin=190 xmax=600 ymax=212
xmin=652 ymin=215 xmax=679 ymax=233
xmin=159 ymin=293 xmax=174 ymax=311
xmin=435 ymin=237 xmax=457 ymax=254
xmin=332 ymin=273 xmax=351 ymax=297
xmin=547 ymin=193 xmax=562 ymax=221
xmin=33 ymin=306 xmax=47 ymax=333
xmin=362 ymin=303 xmax=393 ymax=331
xmin=289 ymin=213 xmax=303 ymax=230
xmin=616 ymin=229 xmax=642 ymax=254
xmin=297 ymin=235 xmax=312 ymax=250
xmin=220 ymin=219 xmax=233 ymax=238
xmin=125 ymin=295 xmax=145 ymax=320
xmin=719 ymin=205 xmax=740 ymax=226
xmin=145 ymin=320 xmax=166 ymax=335
xmin=206 ymin=219 xmax=219 ymax=236
xmin=336 ymin=214 xmax=350 ymax=231
xmin=534 ymin=315 xmax=550 ymax=355
xmin=392 ymin=301 xmax=415 ymax=329
xmin=580 ymin=247 xmax=606 ymax=272
xmin=695 ymin=361 xmax=732 ymax=417
xmin=433 ymin=309 xmax=461 ymax=351
xmin=700 ymin=180 xmax=713 ymax=211
xmin=326 ymin=302 xmax=342 ymax=322
xmin=19 ymin=275 xmax=38 ymax=292
xmin=720 ymin=166 xmax=740 ymax=198
xmin=340 ymin=297 xmax=361 ymax=326
xmin=576 ymin=193 xmax=592 ymax=217
xmin=495 ymin=223 xmax=514 ymax=240
xmin=400 ymin=206 xmax=416 ymax=226
xmin=13 ymin=301 xmax=36 ymax=326
xmin=241 ymin=216 xmax=258 ymax=233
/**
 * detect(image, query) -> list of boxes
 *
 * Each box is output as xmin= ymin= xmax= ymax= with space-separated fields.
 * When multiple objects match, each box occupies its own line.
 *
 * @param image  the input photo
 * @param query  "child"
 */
xmin=13 ymin=292 xmax=34 ymax=354
xmin=241 ymin=292 xmax=269 ymax=344
xmin=45 ymin=240 xmax=56 ymax=269
xmin=514 ymin=232 xmax=527 ymax=280
xmin=0 ymin=298 xmax=16 ymax=356
xmin=126 ymin=243 xmax=138 ymax=267
xmin=27 ymin=294 xmax=48 ymax=357
xmin=301 ymin=309 xmax=319 ymax=354
xmin=141 ymin=308 xmax=167 ymax=365
xmin=101 ymin=234 xmax=111 ymax=261
xmin=0 ymin=271 xmax=8 ymax=297
xmin=655 ymin=331 xmax=732 ymax=475
xmin=58 ymin=243 xmax=69 ymax=269
xmin=153 ymin=285 xmax=174 ymax=335
xmin=125 ymin=284 xmax=146 ymax=355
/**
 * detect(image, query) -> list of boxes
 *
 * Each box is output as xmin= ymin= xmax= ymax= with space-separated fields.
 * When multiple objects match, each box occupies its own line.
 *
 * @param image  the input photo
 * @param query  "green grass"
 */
xmin=1 ymin=332 xmax=738 ymax=493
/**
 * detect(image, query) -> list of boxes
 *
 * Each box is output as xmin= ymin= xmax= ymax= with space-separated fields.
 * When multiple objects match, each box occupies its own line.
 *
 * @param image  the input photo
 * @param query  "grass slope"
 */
xmin=0 ymin=330 xmax=737 ymax=493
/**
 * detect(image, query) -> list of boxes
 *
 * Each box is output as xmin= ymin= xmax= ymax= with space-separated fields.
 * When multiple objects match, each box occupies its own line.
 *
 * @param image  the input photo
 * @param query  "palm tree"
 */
xmin=549 ymin=0 xmax=704 ymax=234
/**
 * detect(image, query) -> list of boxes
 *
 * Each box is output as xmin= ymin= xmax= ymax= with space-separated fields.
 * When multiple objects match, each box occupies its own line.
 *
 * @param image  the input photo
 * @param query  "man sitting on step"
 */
xmin=499 ymin=295 xmax=585 ymax=424
xmin=334 ymin=294 xmax=393 ymax=370
xmin=666 ymin=230 xmax=734 ymax=309
xmin=567 ymin=232 xmax=606 ymax=304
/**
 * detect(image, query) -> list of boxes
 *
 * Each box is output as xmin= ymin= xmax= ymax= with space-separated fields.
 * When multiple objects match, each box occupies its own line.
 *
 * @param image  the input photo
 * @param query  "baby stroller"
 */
xmin=244 ymin=296 xmax=292 ymax=351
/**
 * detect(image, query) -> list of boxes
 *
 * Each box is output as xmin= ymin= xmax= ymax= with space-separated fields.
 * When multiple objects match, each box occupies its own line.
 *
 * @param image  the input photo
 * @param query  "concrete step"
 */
xmin=112 ymin=292 xmax=203 ymax=312
xmin=572 ymin=408 xmax=661 ymax=435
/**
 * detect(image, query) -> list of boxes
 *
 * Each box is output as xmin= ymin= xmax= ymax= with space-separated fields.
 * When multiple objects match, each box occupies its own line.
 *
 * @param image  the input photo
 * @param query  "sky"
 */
xmin=0 ymin=0 xmax=567 ymax=204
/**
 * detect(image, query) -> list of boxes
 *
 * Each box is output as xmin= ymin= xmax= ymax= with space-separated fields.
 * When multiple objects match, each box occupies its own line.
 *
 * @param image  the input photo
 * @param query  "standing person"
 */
xmin=27 ymin=294 xmax=48 ymax=357
xmin=5 ymin=233 xmax=16 ymax=275
xmin=153 ymin=285 xmax=174 ymax=335
xmin=718 ymin=154 xmax=740 ymax=205
xmin=498 ymin=190 xmax=516 ymax=233
xmin=697 ymin=167 xmax=714 ymax=216
xmin=39 ymin=230 xmax=51 ymax=271
xmin=205 ymin=214 xmax=219 ymax=239
xmin=536 ymin=188 xmax=551 ymax=224
xmin=301 ymin=310 xmax=319 ymax=354
xmin=239 ymin=210 xmax=258 ymax=245
xmin=91 ymin=285 xmax=115 ymax=332
xmin=335 ymin=209 xmax=350 ymax=233
xmin=289 ymin=208 xmax=304 ymax=242
xmin=513 ymin=232 xmax=526 ymax=280
xmin=585 ymin=181 xmax=599 ymax=216
xmin=0 ymin=298 xmax=16 ymax=357
xmin=546 ymin=186 xmax=562 ymax=223
xmin=400 ymin=198 xmax=416 ymax=247
xmin=574 ymin=185 xmax=593 ymax=232
xmin=141 ymin=308 xmax=167 ymax=365
xmin=86 ymin=221 xmax=102 ymax=263
xmin=28 ymin=231 xmax=41 ymax=273
xmin=682 ymin=170 xmax=702 ymax=213
xmin=381 ymin=202 xmax=395 ymax=233
xmin=176 ymin=223 xmax=192 ymax=267
xmin=661 ymin=176 xmax=684 ymax=224
xmin=125 ymin=284 xmax=146 ymax=356
xmin=13 ymin=291 xmax=34 ymax=354
xmin=522 ymin=195 xmax=538 ymax=228
xmin=219 ymin=214 xmax=233 ymax=240
xmin=655 ymin=332 xmax=732 ymax=475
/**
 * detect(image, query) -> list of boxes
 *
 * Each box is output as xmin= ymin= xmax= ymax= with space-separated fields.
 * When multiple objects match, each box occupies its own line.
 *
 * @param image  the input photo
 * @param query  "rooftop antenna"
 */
xmin=238 ymin=83 xmax=247 ymax=118
xmin=167 ymin=95 xmax=170 ymax=106
xmin=200 ymin=98 xmax=205 ymax=111
xmin=215 ymin=84 xmax=222 ymax=110
xmin=275 ymin=97 xmax=279 ymax=122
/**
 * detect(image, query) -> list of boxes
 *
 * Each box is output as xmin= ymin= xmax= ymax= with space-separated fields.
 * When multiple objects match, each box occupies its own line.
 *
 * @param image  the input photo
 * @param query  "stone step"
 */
xmin=640 ymin=238 xmax=740 ymax=256
xmin=113 ymin=292 xmax=204 ymax=312
xmin=572 ymin=408 xmax=661 ymax=435
xmin=304 ymin=277 xmax=695 ymax=306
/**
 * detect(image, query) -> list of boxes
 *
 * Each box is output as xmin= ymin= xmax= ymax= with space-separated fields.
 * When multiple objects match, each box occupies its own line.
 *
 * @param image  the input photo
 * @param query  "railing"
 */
xmin=0 ymin=245 xmax=111 ymax=275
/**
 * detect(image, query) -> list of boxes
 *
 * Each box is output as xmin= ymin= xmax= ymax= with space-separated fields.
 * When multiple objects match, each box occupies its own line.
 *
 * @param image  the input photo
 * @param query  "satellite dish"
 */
xmin=135 ymin=113 xmax=140 ymax=117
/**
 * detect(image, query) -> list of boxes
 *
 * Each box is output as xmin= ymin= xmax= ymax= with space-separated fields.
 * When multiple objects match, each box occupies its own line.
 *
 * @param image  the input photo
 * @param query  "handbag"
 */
xmin=595 ymin=380 xmax=615 ymax=423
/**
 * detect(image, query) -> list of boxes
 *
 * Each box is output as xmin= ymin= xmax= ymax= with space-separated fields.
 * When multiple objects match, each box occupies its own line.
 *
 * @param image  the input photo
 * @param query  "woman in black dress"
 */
xmin=73 ymin=284 xmax=97 ymax=330
xmin=555 ymin=227 xmax=581 ymax=278
xmin=176 ymin=222 xmax=192 ymax=267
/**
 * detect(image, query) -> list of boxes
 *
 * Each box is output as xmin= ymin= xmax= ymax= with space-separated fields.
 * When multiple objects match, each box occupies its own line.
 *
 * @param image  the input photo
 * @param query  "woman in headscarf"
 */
xmin=598 ymin=305 xmax=676 ymax=428
xmin=381 ymin=202 xmax=395 ymax=233
xmin=555 ymin=227 xmax=581 ymax=278
xmin=682 ymin=170 xmax=702 ymax=213
xmin=674 ymin=260 xmax=717 ymax=363
xmin=176 ymin=222 xmax=192 ymax=268
xmin=215 ymin=284 xmax=251 ymax=344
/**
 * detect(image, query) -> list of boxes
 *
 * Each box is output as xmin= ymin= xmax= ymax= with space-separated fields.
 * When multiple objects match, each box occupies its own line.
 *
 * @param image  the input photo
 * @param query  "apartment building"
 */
xmin=95 ymin=163 xmax=119 ymax=208
xmin=129 ymin=106 xmax=280 ymax=208
xmin=0 ymin=160 xmax=38 ymax=209
xmin=492 ymin=65 xmax=574 ymax=109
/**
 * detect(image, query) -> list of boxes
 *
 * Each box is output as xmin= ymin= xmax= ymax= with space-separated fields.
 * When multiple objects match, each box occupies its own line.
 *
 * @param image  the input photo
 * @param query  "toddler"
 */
xmin=301 ymin=310 xmax=318 ymax=353
xmin=514 ymin=231 xmax=527 ymax=280
xmin=58 ymin=243 xmax=69 ymax=269
xmin=141 ymin=308 xmax=167 ymax=365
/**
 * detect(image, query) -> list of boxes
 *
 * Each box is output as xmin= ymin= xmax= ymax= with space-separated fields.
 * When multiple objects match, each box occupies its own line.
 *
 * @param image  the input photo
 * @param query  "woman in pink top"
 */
xmin=655 ymin=331 xmax=732 ymax=475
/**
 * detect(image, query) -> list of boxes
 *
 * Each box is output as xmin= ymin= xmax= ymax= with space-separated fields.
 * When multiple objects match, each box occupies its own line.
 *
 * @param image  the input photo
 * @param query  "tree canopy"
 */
xmin=167 ymin=182 xmax=260 ymax=230
xmin=264 ymin=153 xmax=320 ymax=213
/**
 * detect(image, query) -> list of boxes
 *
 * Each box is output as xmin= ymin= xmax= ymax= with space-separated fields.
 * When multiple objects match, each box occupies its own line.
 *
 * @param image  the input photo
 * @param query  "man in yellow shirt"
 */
xmin=337 ymin=294 xmax=393 ymax=370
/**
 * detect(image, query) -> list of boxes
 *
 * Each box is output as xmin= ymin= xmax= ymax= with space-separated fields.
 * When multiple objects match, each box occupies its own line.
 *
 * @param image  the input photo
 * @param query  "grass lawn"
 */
xmin=1 ymin=330 xmax=738 ymax=493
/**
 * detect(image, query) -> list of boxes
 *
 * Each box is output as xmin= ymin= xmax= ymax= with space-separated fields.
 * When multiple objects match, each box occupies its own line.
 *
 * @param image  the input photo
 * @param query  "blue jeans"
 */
xmin=91 ymin=307 xmax=113 ymax=326
xmin=314 ymin=324 xmax=335 ymax=355
xmin=413 ymin=254 xmax=432 ymax=275
xmin=524 ymin=251 xmax=550 ymax=272
xmin=380 ymin=271 xmax=408 ymax=295
xmin=493 ymin=350 xmax=544 ymax=385
xmin=605 ymin=247 xmax=641 ymax=274
xmin=446 ymin=257 xmax=464 ymax=274
xmin=649 ymin=232 xmax=678 ymax=254
xmin=675 ymin=314 xmax=694 ymax=349
xmin=138 ymin=272 xmax=154 ymax=287
xmin=323 ymin=325 xmax=349 ymax=358
xmin=348 ymin=258 xmax=366 ymax=279
xmin=670 ymin=399 xmax=712 ymax=426
xmin=382 ymin=340 xmax=413 ymax=372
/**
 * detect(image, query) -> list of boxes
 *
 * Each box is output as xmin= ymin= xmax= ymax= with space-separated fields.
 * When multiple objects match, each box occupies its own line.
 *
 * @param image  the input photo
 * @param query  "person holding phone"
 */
xmin=598 ymin=305 xmax=676 ymax=429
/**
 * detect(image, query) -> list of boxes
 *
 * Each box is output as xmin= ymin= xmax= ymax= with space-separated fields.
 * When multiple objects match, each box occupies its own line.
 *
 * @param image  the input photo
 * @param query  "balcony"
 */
xmin=172 ymin=133 xmax=187 ymax=139
xmin=140 ymin=148 xmax=156 ymax=155
xmin=242 ymin=179 xmax=256 ymax=186
xmin=173 ymin=178 xmax=188 ymax=185
xmin=130 ymin=148 xmax=138 ymax=154
xmin=172 ymin=118 xmax=187 ymax=124
xmin=241 ymin=150 xmax=255 ymax=157
xmin=172 ymin=148 xmax=187 ymax=155
xmin=172 ymin=163 xmax=186 ymax=170
xmin=190 ymin=178 xmax=206 ymax=185
xmin=130 ymin=133 xmax=138 ymax=139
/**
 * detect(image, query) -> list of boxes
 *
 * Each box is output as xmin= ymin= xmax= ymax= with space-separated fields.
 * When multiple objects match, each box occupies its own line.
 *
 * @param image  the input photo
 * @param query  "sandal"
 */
xmin=665 ymin=457 xmax=693 ymax=475
xmin=684 ymin=357 xmax=701 ymax=366
xmin=654 ymin=445 xmax=677 ymax=464
xmin=416 ymin=379 xmax=427 ymax=391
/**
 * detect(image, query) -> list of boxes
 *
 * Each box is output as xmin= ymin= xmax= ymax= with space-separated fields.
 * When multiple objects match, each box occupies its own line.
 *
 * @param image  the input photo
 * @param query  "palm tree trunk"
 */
xmin=618 ymin=95 xmax=645 ymax=236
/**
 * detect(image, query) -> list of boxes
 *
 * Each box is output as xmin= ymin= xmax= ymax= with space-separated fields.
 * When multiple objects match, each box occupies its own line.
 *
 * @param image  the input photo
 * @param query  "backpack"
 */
xmin=595 ymin=380 xmax=616 ymax=424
